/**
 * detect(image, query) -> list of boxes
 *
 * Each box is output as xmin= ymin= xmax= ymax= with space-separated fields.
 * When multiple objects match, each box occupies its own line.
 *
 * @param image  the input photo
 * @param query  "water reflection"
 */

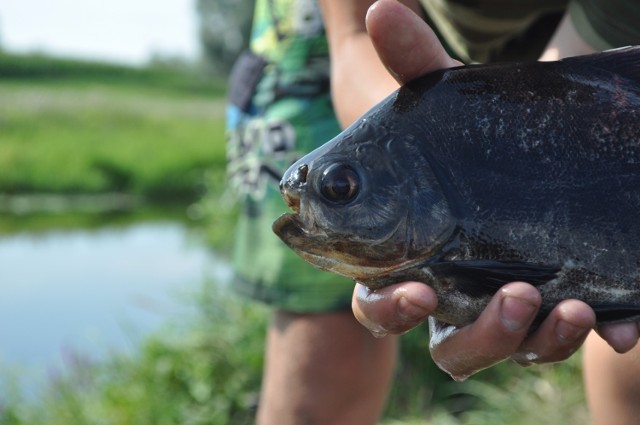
xmin=0 ymin=220 xmax=230 ymax=397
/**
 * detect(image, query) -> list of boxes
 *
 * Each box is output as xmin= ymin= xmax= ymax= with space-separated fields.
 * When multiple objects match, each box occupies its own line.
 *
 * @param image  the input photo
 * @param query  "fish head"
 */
xmin=273 ymin=114 xmax=456 ymax=282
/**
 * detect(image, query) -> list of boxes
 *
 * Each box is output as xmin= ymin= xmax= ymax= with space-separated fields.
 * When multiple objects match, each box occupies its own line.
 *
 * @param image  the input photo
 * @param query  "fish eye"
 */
xmin=320 ymin=163 xmax=360 ymax=204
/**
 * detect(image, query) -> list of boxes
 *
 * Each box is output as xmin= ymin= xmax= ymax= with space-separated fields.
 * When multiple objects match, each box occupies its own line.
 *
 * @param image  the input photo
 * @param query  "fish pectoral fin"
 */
xmin=590 ymin=304 xmax=640 ymax=324
xmin=432 ymin=260 xmax=561 ymax=297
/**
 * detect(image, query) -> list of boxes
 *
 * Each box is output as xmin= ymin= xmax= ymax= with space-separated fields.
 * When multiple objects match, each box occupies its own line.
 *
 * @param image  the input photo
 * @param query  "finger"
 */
xmin=366 ymin=0 xmax=461 ymax=84
xmin=429 ymin=282 xmax=541 ymax=381
xmin=352 ymin=281 xmax=437 ymax=337
xmin=511 ymin=299 xmax=595 ymax=365
xmin=596 ymin=321 xmax=640 ymax=353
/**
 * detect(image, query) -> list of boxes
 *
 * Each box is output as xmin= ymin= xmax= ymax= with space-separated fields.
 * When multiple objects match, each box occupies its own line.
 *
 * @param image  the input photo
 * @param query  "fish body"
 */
xmin=273 ymin=47 xmax=640 ymax=328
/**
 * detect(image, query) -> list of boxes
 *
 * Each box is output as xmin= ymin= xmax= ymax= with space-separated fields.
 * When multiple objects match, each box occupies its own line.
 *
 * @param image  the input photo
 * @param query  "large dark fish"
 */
xmin=272 ymin=47 xmax=640 ymax=328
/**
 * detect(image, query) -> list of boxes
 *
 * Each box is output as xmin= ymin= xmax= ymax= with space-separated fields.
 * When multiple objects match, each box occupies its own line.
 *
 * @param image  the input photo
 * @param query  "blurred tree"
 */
xmin=196 ymin=0 xmax=254 ymax=76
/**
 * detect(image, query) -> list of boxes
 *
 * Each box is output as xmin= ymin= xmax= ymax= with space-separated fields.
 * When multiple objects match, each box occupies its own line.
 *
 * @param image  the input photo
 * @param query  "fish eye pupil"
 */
xmin=320 ymin=164 xmax=360 ymax=204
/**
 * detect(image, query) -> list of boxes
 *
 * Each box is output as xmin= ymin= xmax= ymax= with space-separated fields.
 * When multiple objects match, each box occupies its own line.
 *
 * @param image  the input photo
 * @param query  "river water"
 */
xmin=0 ymin=219 xmax=231 ymax=398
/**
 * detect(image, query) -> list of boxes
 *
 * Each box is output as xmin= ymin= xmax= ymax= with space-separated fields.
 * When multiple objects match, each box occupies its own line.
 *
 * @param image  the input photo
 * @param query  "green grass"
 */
xmin=0 ymin=51 xmax=226 ymax=95
xmin=0 ymin=51 xmax=229 ymax=205
xmin=0 ymin=81 xmax=227 ymax=202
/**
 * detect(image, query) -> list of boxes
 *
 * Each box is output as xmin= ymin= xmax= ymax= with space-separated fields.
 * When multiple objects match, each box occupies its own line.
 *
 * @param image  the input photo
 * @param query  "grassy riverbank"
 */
xmin=0 ymin=52 xmax=227 ymax=203
xmin=0 ymin=53 xmax=591 ymax=424
xmin=1 ymin=281 xmax=590 ymax=425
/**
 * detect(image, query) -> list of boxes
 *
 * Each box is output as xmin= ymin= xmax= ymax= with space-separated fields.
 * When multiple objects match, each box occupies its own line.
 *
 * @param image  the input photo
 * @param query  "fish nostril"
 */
xmin=297 ymin=164 xmax=309 ymax=183
xmin=280 ymin=164 xmax=309 ymax=213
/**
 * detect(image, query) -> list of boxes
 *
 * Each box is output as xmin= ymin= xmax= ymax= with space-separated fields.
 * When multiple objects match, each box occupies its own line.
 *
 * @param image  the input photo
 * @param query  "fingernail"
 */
xmin=501 ymin=296 xmax=537 ymax=332
xmin=369 ymin=328 xmax=388 ymax=339
xmin=360 ymin=318 xmax=389 ymax=339
xmin=555 ymin=320 xmax=587 ymax=344
xmin=397 ymin=295 xmax=430 ymax=323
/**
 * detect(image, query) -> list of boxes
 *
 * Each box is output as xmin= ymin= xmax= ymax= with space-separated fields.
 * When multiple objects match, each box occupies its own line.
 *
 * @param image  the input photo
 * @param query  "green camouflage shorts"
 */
xmin=227 ymin=88 xmax=353 ymax=313
xmin=225 ymin=0 xmax=355 ymax=312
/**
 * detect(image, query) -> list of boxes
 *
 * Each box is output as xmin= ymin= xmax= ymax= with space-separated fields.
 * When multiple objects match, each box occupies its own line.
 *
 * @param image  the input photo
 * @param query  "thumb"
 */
xmin=366 ymin=0 xmax=461 ymax=84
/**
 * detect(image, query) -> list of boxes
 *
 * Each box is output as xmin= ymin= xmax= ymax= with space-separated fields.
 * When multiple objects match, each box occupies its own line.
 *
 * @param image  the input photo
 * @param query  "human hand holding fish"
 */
xmin=274 ymin=0 xmax=640 ymax=380
xmin=361 ymin=0 xmax=640 ymax=379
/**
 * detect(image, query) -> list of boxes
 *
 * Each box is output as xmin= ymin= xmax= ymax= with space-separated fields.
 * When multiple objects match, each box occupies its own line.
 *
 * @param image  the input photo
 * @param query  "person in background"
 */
xmin=226 ymin=0 xmax=640 ymax=424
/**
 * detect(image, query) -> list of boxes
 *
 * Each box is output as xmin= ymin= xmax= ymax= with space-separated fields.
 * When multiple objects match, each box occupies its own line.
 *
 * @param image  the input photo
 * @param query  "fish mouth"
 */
xmin=272 ymin=212 xmax=341 ymax=271
xmin=272 ymin=212 xmax=326 ymax=260
xmin=272 ymin=213 xmax=415 ymax=281
xmin=272 ymin=212 xmax=307 ymax=244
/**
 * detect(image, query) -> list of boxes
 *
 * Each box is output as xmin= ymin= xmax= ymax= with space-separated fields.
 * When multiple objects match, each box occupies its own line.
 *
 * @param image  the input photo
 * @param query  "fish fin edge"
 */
xmin=591 ymin=304 xmax=640 ymax=324
xmin=562 ymin=46 xmax=640 ymax=83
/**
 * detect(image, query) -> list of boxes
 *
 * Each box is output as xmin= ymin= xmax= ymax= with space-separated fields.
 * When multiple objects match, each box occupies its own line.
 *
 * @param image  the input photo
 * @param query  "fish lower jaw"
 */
xmin=295 ymin=250 xmax=405 ymax=284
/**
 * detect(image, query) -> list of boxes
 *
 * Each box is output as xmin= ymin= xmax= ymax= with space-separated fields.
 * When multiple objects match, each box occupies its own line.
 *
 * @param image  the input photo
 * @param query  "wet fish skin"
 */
xmin=273 ymin=47 xmax=640 ymax=329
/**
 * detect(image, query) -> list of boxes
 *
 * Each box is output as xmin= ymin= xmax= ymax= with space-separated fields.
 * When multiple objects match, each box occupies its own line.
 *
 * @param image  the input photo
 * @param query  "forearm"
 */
xmin=539 ymin=12 xmax=597 ymax=61
xmin=319 ymin=0 xmax=423 ymax=128
xmin=329 ymin=32 xmax=399 ymax=127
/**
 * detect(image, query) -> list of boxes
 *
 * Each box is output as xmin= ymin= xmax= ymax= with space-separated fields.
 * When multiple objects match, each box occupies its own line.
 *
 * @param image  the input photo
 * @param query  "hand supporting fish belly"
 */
xmin=273 ymin=46 xmax=640 ymax=332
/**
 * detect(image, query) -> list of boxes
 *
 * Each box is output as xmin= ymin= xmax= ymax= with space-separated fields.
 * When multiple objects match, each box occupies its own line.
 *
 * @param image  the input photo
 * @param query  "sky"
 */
xmin=0 ymin=0 xmax=201 ymax=66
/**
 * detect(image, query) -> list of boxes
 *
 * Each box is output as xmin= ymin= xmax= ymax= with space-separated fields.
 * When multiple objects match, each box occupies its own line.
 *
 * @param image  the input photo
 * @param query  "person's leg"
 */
xmin=257 ymin=309 xmax=398 ymax=425
xmin=583 ymin=331 xmax=640 ymax=425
